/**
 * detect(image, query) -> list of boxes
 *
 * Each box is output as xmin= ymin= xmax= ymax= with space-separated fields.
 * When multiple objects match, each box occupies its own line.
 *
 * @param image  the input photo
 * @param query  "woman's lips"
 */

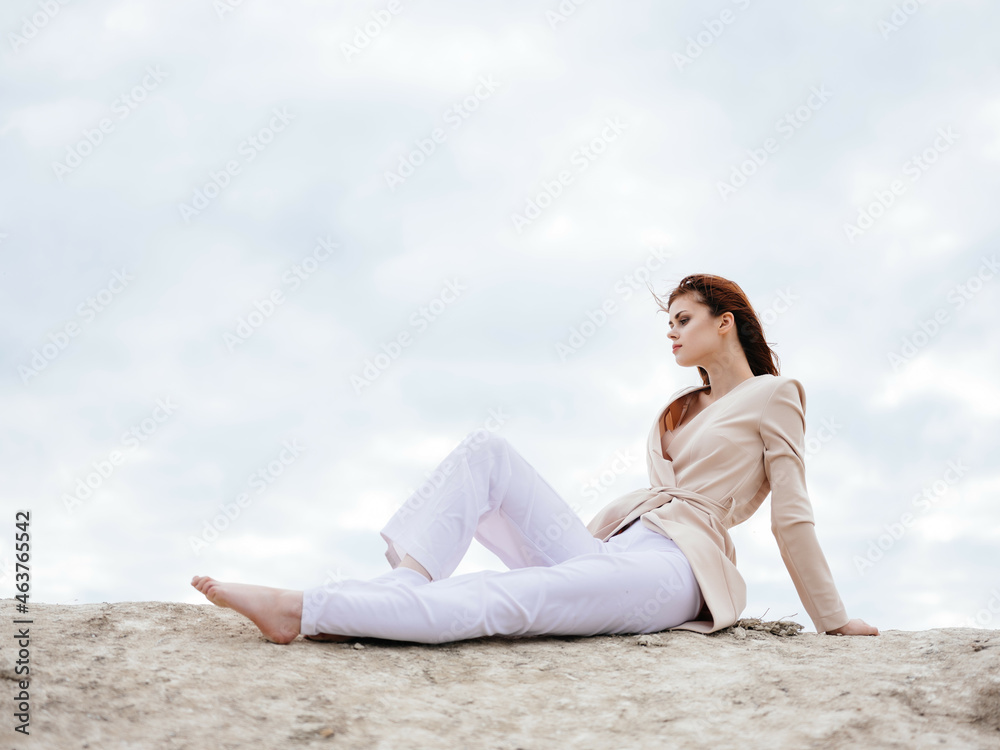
xmin=672 ymin=344 xmax=681 ymax=352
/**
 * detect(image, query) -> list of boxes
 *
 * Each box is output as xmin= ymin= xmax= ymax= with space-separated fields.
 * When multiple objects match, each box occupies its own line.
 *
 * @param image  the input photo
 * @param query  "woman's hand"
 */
xmin=825 ymin=618 xmax=879 ymax=636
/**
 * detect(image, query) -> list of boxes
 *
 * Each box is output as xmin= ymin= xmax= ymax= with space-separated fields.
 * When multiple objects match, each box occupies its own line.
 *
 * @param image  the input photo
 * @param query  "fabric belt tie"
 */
xmin=649 ymin=486 xmax=734 ymax=526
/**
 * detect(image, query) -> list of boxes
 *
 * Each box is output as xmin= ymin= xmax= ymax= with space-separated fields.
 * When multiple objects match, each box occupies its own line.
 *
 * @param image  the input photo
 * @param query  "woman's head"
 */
xmin=650 ymin=274 xmax=780 ymax=386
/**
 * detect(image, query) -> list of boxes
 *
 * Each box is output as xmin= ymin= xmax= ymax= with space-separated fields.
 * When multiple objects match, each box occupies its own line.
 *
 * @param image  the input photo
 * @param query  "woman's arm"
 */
xmin=761 ymin=378 xmax=879 ymax=637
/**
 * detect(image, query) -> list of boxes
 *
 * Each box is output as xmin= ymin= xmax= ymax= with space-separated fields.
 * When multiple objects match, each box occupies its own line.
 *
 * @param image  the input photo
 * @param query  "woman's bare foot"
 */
xmin=190 ymin=575 xmax=303 ymax=645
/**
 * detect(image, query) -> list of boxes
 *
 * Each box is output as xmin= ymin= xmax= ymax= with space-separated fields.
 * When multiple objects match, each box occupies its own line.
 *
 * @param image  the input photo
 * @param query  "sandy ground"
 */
xmin=2 ymin=599 xmax=998 ymax=750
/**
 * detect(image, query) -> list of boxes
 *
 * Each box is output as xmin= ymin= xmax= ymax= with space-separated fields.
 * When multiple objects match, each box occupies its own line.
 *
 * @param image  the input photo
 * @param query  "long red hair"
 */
xmin=649 ymin=274 xmax=780 ymax=386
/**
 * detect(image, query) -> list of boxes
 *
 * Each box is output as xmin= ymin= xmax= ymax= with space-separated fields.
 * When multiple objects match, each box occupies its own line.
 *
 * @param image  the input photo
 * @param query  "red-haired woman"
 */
xmin=192 ymin=274 xmax=879 ymax=643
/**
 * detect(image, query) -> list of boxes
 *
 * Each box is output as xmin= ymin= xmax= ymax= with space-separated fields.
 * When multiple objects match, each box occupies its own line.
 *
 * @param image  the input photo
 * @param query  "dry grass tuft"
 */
xmin=723 ymin=617 xmax=805 ymax=637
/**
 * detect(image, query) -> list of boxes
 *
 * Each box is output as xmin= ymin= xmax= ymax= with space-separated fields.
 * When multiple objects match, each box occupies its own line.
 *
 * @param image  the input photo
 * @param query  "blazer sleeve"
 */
xmin=760 ymin=378 xmax=850 ymax=633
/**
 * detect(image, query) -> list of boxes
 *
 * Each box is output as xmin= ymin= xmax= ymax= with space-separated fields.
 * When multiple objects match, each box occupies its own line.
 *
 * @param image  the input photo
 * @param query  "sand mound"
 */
xmin=3 ymin=600 xmax=998 ymax=749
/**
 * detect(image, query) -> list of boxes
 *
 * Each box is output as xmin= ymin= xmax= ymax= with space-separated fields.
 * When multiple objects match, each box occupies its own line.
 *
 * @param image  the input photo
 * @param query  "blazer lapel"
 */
xmin=657 ymin=385 xmax=709 ymax=459
xmin=662 ymin=385 xmax=709 ymax=432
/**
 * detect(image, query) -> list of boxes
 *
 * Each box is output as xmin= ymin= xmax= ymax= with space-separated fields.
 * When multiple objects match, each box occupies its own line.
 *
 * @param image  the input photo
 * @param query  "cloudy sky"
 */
xmin=1 ymin=0 xmax=997 ymax=635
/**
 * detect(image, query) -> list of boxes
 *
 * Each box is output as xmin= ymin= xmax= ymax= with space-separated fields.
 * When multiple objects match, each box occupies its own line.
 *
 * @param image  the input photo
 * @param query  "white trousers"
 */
xmin=300 ymin=429 xmax=704 ymax=644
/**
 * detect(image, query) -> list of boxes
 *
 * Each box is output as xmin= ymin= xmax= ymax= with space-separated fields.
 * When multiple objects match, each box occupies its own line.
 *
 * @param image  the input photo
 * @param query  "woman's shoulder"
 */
xmin=769 ymin=373 xmax=806 ymax=392
xmin=728 ymin=373 xmax=805 ymax=403
xmin=765 ymin=373 xmax=804 ymax=389
xmin=664 ymin=381 xmax=708 ymax=404
xmin=662 ymin=374 xmax=807 ymax=410
xmin=758 ymin=374 xmax=808 ymax=415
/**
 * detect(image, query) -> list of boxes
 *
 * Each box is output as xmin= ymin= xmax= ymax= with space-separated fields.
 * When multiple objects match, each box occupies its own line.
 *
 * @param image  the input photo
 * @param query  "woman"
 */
xmin=191 ymin=274 xmax=879 ymax=643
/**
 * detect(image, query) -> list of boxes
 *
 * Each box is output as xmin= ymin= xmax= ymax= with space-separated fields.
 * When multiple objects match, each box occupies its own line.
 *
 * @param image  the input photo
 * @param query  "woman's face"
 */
xmin=666 ymin=294 xmax=721 ymax=367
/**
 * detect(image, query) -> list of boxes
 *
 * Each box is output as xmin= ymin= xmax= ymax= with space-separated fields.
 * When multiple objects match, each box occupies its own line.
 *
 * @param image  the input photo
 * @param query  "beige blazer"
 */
xmin=586 ymin=374 xmax=850 ymax=634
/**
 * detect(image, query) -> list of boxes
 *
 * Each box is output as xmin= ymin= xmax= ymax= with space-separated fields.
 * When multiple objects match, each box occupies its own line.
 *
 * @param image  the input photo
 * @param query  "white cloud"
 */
xmin=0 ymin=0 xmax=996 ymax=634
